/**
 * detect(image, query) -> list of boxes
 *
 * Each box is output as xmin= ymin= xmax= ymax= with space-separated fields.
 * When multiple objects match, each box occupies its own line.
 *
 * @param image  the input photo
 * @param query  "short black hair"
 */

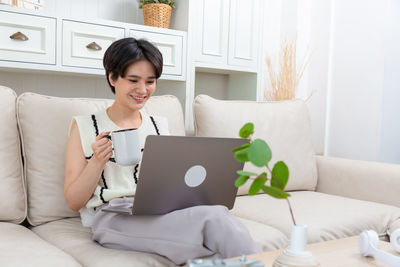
xmin=103 ymin=37 xmax=163 ymax=94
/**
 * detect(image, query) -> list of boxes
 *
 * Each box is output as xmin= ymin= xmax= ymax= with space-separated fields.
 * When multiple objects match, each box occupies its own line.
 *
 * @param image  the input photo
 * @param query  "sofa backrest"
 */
xmin=0 ymin=86 xmax=26 ymax=223
xmin=17 ymin=93 xmax=185 ymax=226
xmin=193 ymin=95 xmax=317 ymax=195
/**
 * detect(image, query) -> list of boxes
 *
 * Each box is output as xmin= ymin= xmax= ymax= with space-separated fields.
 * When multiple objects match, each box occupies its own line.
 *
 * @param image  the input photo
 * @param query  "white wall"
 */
xmin=324 ymin=0 xmax=397 ymax=162
xmin=194 ymin=72 xmax=229 ymax=100
xmin=43 ymin=0 xmax=188 ymax=31
xmin=263 ymin=0 xmax=400 ymax=162
xmin=379 ymin=0 xmax=400 ymax=163
xmin=297 ymin=0 xmax=331 ymax=155
xmin=44 ymin=0 xmax=141 ymax=24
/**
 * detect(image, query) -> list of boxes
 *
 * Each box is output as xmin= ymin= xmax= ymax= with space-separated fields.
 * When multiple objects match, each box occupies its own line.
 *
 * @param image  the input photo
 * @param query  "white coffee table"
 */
xmin=246 ymin=236 xmax=394 ymax=266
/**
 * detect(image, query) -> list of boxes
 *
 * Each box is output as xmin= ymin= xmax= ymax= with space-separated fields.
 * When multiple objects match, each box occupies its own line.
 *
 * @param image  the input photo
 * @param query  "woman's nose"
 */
xmin=136 ymin=81 xmax=146 ymax=92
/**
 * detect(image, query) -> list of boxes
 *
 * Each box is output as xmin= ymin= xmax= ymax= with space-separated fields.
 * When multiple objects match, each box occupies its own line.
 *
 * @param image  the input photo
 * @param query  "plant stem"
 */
xmin=266 ymin=164 xmax=297 ymax=226
xmin=286 ymin=198 xmax=296 ymax=226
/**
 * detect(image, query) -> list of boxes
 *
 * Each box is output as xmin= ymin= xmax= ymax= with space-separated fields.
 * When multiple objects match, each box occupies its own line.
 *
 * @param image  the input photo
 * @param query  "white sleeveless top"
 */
xmin=73 ymin=108 xmax=169 ymax=227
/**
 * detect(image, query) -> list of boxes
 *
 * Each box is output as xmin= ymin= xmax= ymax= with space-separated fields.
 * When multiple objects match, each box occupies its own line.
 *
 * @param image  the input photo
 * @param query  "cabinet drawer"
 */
xmin=0 ymin=11 xmax=56 ymax=64
xmin=62 ymin=20 xmax=125 ymax=69
xmin=129 ymin=30 xmax=183 ymax=76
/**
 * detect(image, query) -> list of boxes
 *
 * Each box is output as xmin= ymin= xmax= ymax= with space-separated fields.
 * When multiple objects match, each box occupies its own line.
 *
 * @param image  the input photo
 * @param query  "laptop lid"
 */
xmin=132 ymin=135 xmax=247 ymax=215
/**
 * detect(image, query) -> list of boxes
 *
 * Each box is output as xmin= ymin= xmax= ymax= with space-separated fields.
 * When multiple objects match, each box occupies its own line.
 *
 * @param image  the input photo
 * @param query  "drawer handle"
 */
xmin=10 ymin=31 xmax=29 ymax=41
xmin=86 ymin=42 xmax=102 ymax=51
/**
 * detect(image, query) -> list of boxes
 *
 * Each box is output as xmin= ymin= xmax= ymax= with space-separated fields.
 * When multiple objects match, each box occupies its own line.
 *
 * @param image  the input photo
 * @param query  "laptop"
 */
xmin=102 ymin=135 xmax=247 ymax=215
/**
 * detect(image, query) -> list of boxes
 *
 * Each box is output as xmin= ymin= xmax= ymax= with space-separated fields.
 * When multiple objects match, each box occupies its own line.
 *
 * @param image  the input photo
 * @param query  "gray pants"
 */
xmin=92 ymin=197 xmax=261 ymax=265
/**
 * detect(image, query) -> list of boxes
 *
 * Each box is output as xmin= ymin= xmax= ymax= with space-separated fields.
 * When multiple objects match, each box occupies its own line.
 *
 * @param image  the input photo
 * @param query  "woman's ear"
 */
xmin=108 ymin=73 xmax=116 ymax=87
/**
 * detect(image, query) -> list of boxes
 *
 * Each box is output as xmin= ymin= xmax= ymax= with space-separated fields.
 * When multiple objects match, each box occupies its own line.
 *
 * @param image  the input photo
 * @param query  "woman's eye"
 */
xmin=129 ymin=80 xmax=138 ymax=83
xmin=146 ymin=81 xmax=155 ymax=84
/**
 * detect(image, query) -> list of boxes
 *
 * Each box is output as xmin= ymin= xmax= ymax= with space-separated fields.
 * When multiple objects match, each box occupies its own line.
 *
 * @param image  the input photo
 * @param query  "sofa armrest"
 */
xmin=315 ymin=155 xmax=400 ymax=207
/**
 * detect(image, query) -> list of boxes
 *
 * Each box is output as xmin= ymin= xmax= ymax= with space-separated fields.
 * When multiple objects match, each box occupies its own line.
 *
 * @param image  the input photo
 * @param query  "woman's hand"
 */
xmin=91 ymin=131 xmax=113 ymax=166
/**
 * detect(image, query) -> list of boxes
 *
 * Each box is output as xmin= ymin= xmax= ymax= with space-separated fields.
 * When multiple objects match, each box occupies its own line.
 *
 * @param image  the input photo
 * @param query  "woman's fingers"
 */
xmin=97 ymin=138 xmax=112 ymax=150
xmin=91 ymin=132 xmax=113 ymax=164
xmin=93 ymin=141 xmax=111 ymax=155
xmin=96 ymin=131 xmax=110 ymax=141
xmin=100 ymin=144 xmax=113 ymax=158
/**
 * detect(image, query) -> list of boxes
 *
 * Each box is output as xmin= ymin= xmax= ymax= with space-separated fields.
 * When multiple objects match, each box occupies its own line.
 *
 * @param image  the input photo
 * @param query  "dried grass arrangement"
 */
xmin=264 ymin=39 xmax=314 ymax=101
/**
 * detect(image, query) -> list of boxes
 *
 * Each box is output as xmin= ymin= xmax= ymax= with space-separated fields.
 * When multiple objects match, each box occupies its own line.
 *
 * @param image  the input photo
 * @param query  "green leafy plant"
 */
xmin=233 ymin=122 xmax=297 ymax=225
xmin=139 ymin=0 xmax=176 ymax=9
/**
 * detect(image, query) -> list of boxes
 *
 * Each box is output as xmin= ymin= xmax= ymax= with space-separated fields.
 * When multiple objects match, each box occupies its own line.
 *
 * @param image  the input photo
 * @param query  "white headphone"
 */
xmin=359 ymin=229 xmax=400 ymax=266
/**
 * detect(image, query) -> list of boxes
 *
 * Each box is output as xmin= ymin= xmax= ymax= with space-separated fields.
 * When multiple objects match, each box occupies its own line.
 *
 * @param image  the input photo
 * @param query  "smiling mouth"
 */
xmin=131 ymin=95 xmax=146 ymax=100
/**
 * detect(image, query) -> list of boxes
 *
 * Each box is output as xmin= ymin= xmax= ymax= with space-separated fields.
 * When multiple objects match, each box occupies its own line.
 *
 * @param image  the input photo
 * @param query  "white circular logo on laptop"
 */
xmin=184 ymin=165 xmax=207 ymax=187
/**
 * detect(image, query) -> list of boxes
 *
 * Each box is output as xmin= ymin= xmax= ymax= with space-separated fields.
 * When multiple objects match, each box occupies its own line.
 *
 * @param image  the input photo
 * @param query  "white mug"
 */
xmin=107 ymin=128 xmax=141 ymax=166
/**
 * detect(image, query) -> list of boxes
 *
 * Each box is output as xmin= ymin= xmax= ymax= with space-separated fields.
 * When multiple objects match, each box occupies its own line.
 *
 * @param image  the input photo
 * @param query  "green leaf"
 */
xmin=262 ymin=185 xmax=290 ymax=199
xmin=248 ymin=139 xmax=272 ymax=167
xmin=234 ymin=147 xmax=249 ymax=162
xmin=235 ymin=175 xmax=249 ymax=187
xmin=239 ymin=123 xmax=254 ymax=139
xmin=258 ymin=172 xmax=268 ymax=179
xmin=232 ymin=143 xmax=250 ymax=152
xmin=271 ymin=161 xmax=289 ymax=190
xmin=249 ymin=177 xmax=267 ymax=195
xmin=236 ymin=170 xmax=258 ymax=177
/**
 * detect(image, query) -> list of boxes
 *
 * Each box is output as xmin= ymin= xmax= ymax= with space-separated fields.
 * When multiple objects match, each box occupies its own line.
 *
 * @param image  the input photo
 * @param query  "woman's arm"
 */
xmin=64 ymin=120 xmax=112 ymax=212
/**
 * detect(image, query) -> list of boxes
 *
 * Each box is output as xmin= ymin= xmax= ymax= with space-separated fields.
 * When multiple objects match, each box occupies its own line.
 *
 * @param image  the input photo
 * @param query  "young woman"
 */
xmin=64 ymin=37 xmax=261 ymax=265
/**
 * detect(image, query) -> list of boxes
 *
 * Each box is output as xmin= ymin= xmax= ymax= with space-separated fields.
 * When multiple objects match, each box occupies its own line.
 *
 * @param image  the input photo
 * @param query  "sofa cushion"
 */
xmin=0 ymin=222 xmax=81 ymax=267
xmin=231 ymin=191 xmax=400 ymax=243
xmin=193 ymin=95 xmax=317 ymax=194
xmin=17 ymin=93 xmax=185 ymax=226
xmin=32 ymin=217 xmax=178 ymax=267
xmin=236 ymin=217 xmax=288 ymax=251
xmin=0 ymin=86 xmax=25 ymax=223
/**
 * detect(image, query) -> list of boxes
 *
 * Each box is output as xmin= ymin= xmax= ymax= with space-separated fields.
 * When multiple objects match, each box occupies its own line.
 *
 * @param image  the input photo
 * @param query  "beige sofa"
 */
xmin=1 ymin=85 xmax=400 ymax=267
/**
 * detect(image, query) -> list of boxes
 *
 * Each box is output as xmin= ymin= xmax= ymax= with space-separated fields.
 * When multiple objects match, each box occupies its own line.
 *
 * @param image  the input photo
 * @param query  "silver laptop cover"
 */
xmin=132 ymin=135 xmax=247 ymax=215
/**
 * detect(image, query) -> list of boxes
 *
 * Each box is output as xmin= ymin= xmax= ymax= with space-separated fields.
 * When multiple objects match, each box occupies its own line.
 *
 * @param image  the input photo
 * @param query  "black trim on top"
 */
xmin=100 ymin=187 xmax=107 ymax=204
xmin=133 ymin=164 xmax=139 ymax=184
xmin=91 ymin=114 xmax=99 ymax=136
xmin=92 ymin=114 xmax=107 ymax=204
xmin=113 ymin=128 xmax=137 ymax=133
xmin=101 ymin=171 xmax=108 ymax=189
xmin=149 ymin=116 xmax=160 ymax=135
xmin=132 ymin=148 xmax=144 ymax=184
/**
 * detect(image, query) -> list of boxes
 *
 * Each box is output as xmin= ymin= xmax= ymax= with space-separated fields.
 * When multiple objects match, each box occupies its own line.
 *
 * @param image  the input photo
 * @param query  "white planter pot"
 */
xmin=273 ymin=225 xmax=320 ymax=267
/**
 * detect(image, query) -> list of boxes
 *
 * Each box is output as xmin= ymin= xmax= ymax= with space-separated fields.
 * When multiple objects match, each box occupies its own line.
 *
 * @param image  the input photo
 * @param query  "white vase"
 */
xmin=273 ymin=225 xmax=320 ymax=267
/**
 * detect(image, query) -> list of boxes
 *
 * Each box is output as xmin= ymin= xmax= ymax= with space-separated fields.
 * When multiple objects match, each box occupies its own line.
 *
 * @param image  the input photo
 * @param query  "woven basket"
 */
xmin=142 ymin=3 xmax=172 ymax=29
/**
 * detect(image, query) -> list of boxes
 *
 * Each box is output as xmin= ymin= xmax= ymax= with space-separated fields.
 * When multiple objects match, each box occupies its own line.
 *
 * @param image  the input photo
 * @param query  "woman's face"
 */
xmin=109 ymin=59 xmax=157 ymax=112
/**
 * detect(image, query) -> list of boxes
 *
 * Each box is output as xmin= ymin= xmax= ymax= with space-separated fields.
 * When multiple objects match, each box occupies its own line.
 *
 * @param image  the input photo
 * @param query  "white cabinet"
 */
xmin=227 ymin=0 xmax=260 ymax=69
xmin=129 ymin=30 xmax=183 ymax=77
xmin=192 ymin=0 xmax=260 ymax=71
xmin=193 ymin=0 xmax=229 ymax=65
xmin=62 ymin=20 xmax=125 ymax=69
xmin=0 ymin=10 xmax=56 ymax=65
